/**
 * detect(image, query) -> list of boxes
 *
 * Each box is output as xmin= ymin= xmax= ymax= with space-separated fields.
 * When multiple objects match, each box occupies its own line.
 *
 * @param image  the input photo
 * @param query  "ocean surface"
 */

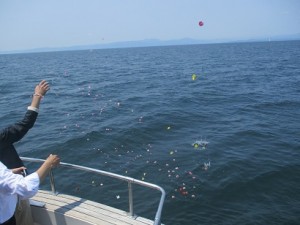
xmin=0 ymin=41 xmax=299 ymax=225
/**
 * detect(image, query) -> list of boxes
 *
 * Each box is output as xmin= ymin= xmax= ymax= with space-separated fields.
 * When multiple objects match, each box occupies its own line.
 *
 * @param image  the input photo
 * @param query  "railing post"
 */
xmin=128 ymin=182 xmax=133 ymax=216
xmin=49 ymin=169 xmax=57 ymax=195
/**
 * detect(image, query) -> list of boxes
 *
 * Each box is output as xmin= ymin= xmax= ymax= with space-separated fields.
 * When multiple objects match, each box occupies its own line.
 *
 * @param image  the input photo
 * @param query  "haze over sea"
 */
xmin=0 ymin=41 xmax=299 ymax=225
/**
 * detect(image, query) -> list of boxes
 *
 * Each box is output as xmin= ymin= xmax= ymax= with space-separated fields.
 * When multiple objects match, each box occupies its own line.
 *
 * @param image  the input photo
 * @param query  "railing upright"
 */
xmin=128 ymin=181 xmax=134 ymax=216
xmin=49 ymin=169 xmax=57 ymax=195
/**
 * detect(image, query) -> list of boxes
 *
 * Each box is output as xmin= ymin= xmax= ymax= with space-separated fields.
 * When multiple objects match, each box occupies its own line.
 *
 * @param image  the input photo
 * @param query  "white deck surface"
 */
xmin=31 ymin=190 xmax=155 ymax=225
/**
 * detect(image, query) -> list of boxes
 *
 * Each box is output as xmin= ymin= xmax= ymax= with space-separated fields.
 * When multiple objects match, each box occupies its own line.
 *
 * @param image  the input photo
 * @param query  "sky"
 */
xmin=0 ymin=0 xmax=300 ymax=52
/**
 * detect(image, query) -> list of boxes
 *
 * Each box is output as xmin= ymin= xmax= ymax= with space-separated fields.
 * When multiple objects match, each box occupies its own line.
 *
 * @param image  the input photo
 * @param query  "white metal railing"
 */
xmin=20 ymin=157 xmax=165 ymax=225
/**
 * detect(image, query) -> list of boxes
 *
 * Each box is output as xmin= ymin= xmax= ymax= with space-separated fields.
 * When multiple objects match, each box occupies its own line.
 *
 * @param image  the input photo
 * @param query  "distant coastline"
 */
xmin=1 ymin=33 xmax=300 ymax=55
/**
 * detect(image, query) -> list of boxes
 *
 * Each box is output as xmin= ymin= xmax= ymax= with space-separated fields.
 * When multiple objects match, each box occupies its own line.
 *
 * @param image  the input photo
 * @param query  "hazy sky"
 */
xmin=1 ymin=0 xmax=300 ymax=51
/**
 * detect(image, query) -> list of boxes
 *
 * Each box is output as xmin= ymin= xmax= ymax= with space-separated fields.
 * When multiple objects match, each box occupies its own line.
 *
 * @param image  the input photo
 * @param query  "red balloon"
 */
xmin=199 ymin=21 xmax=204 ymax=26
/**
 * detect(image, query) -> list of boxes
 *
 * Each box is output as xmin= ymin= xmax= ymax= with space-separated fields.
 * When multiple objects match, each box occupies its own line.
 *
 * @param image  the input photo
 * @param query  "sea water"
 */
xmin=0 ymin=41 xmax=299 ymax=225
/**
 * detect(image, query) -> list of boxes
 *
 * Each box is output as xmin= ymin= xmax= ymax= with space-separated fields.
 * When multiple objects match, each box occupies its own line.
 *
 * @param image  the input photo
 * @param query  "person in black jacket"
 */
xmin=0 ymin=80 xmax=50 ymax=225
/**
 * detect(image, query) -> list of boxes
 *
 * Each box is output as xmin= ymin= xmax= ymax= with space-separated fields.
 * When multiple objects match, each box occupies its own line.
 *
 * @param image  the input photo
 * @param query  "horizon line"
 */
xmin=1 ymin=35 xmax=300 ymax=55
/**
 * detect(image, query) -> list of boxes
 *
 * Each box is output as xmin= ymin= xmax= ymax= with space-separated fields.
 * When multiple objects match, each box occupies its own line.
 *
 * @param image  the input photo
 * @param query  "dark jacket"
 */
xmin=0 ymin=110 xmax=38 ymax=169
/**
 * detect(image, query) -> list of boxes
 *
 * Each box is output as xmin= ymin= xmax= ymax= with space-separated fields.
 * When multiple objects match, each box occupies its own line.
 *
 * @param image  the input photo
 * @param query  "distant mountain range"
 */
xmin=1 ymin=33 xmax=300 ymax=54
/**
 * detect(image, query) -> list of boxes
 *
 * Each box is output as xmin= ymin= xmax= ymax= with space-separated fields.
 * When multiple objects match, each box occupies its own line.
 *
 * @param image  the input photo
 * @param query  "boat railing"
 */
xmin=20 ymin=156 xmax=165 ymax=225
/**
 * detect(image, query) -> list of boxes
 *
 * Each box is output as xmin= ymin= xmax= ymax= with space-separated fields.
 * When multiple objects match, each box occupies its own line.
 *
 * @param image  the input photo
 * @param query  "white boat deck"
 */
xmin=31 ymin=190 xmax=154 ymax=225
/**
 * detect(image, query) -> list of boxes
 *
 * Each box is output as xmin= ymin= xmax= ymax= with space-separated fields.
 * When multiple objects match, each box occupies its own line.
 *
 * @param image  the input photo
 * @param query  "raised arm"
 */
xmin=29 ymin=80 xmax=50 ymax=111
xmin=0 ymin=80 xmax=50 ymax=143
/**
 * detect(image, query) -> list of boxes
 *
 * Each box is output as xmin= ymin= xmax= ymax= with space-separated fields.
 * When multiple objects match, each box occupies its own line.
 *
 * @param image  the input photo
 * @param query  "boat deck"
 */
xmin=31 ymin=190 xmax=154 ymax=225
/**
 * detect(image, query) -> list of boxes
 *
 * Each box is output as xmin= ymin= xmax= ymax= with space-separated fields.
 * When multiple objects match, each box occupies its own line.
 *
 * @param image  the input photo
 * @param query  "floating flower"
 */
xmin=193 ymin=140 xmax=209 ymax=149
xmin=192 ymin=74 xmax=197 ymax=80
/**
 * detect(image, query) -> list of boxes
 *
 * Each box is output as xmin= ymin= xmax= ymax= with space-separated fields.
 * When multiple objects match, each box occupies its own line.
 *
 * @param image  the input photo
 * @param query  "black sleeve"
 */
xmin=0 ymin=110 xmax=38 ymax=144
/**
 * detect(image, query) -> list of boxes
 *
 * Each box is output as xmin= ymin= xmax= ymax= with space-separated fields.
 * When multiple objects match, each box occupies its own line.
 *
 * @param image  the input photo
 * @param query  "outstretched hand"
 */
xmin=36 ymin=154 xmax=60 ymax=182
xmin=45 ymin=154 xmax=60 ymax=168
xmin=35 ymin=80 xmax=50 ymax=96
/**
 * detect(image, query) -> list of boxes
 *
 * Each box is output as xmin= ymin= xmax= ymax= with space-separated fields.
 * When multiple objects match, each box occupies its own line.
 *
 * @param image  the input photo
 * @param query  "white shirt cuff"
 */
xmin=27 ymin=106 xmax=39 ymax=113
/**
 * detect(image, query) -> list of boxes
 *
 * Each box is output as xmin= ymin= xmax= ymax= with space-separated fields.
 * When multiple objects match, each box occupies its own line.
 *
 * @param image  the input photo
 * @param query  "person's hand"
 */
xmin=45 ymin=154 xmax=60 ymax=168
xmin=37 ymin=154 xmax=60 ymax=181
xmin=11 ymin=166 xmax=27 ymax=174
xmin=35 ymin=80 xmax=50 ymax=96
